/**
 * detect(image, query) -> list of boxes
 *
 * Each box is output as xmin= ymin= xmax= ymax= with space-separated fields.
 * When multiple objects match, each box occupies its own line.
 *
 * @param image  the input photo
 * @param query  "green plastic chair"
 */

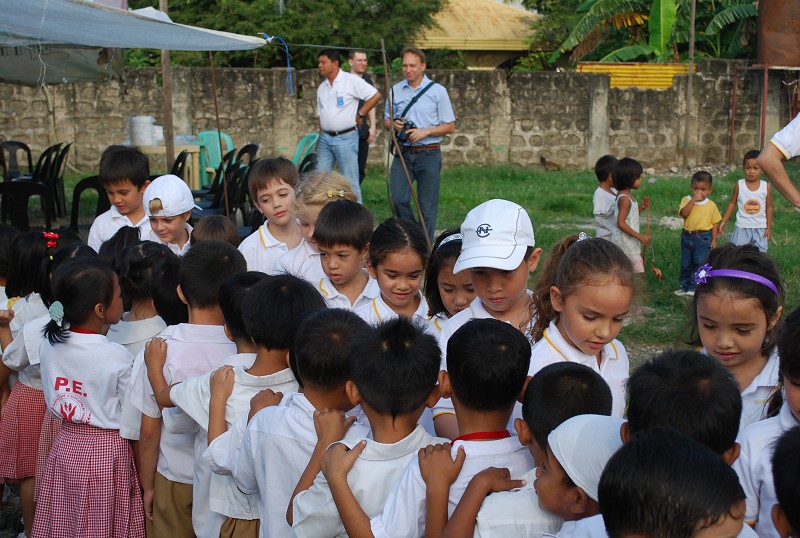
xmin=291 ymin=133 xmax=319 ymax=166
xmin=194 ymin=131 xmax=234 ymax=186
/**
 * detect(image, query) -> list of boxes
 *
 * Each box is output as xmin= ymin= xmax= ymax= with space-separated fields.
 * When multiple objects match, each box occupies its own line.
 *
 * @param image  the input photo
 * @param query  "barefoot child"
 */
xmin=720 ymin=150 xmax=772 ymax=253
xmin=610 ymin=157 xmax=650 ymax=273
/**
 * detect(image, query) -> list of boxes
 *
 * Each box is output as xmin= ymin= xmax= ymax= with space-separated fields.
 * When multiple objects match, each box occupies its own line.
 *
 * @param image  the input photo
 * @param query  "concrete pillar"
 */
xmin=586 ymin=74 xmax=610 ymax=169
xmin=763 ymin=70 xmax=782 ymax=143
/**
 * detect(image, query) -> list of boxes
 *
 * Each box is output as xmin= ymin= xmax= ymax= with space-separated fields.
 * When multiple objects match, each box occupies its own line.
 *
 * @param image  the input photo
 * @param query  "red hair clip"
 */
xmin=43 ymin=231 xmax=59 ymax=249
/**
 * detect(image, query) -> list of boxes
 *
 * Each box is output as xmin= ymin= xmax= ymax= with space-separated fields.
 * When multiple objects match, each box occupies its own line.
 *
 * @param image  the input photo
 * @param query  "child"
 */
xmin=676 ymin=170 xmax=723 ymax=296
xmin=143 ymin=174 xmax=202 ymax=256
xmin=192 ymin=215 xmax=241 ymax=247
xmin=441 ymin=362 xmax=613 ymax=538
xmin=599 ymin=428 xmax=747 ymax=538
xmin=733 ymin=306 xmax=800 ymax=537
xmin=690 ymin=244 xmax=783 ymax=429
xmin=32 ymin=257 xmax=144 ymax=538
xmin=0 ymin=224 xmax=20 ymax=303
xmin=313 ymin=199 xmax=379 ymax=310
xmin=530 ymin=235 xmax=635 ymax=417
xmin=365 ymin=319 xmax=534 ymax=538
xmin=610 ymin=157 xmax=649 ymax=273
xmin=355 ymin=218 xmax=431 ymax=325
xmin=88 ymin=145 xmax=152 ymax=252
xmin=720 ymin=150 xmax=772 ymax=253
xmin=592 ymin=154 xmax=618 ymax=240
xmin=423 ymin=229 xmax=476 ymax=334
xmin=771 ymin=427 xmax=800 ymax=537
xmin=434 ymin=199 xmax=543 ymax=438
xmin=273 ymin=171 xmax=357 ymax=283
xmin=127 ymin=240 xmax=246 ymax=537
xmin=291 ymin=316 xmax=443 ymax=537
xmin=98 ymin=226 xmax=143 ymax=279
xmin=234 ymin=307 xmax=371 ymax=538
xmin=238 ymin=157 xmax=302 ymax=273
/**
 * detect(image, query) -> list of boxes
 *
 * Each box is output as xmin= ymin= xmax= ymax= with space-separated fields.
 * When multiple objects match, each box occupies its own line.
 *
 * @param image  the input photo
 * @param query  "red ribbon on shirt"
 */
xmin=453 ymin=430 xmax=511 ymax=443
xmin=70 ymin=327 xmax=100 ymax=335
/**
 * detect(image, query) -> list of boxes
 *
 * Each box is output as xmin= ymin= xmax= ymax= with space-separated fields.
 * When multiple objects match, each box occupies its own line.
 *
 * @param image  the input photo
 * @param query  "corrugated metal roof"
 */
xmin=578 ymin=62 xmax=696 ymax=89
xmin=413 ymin=0 xmax=537 ymax=51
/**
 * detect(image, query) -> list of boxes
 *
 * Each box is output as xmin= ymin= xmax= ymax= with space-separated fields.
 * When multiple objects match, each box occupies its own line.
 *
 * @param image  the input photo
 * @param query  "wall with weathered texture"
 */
xmin=0 ymin=61 xmax=786 ymax=173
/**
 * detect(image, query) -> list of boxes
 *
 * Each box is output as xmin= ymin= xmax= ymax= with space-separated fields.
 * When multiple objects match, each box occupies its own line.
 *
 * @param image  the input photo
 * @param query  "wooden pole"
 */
xmin=159 ymin=0 xmax=175 ymax=169
xmin=209 ymin=51 xmax=229 ymax=218
xmin=682 ymin=0 xmax=696 ymax=168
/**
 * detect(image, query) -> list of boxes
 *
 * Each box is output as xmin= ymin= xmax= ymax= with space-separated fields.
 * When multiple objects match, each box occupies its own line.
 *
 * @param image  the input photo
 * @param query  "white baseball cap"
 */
xmin=143 ymin=174 xmax=201 ymax=217
xmin=453 ymin=199 xmax=535 ymax=274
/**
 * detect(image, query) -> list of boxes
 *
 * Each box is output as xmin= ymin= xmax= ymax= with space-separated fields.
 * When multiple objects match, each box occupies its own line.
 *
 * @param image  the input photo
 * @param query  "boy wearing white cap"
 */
xmin=434 ymin=199 xmax=543 ymax=438
xmin=144 ymin=174 xmax=201 ymax=256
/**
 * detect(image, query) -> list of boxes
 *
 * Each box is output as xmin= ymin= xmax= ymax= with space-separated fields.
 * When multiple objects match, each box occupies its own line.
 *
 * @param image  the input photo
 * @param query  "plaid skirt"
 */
xmin=31 ymin=422 xmax=145 ymax=538
xmin=0 ymin=381 xmax=46 ymax=481
xmin=34 ymin=411 xmax=62 ymax=500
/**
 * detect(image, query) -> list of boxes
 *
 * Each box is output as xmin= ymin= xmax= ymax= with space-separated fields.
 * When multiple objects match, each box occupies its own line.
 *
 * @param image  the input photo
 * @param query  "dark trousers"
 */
xmin=389 ymin=149 xmax=441 ymax=243
xmin=358 ymin=135 xmax=369 ymax=184
xmin=679 ymin=230 xmax=712 ymax=290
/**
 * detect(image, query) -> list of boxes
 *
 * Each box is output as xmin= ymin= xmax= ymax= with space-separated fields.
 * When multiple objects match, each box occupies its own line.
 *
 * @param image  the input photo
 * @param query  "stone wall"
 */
xmin=0 ymin=61 xmax=788 ymax=173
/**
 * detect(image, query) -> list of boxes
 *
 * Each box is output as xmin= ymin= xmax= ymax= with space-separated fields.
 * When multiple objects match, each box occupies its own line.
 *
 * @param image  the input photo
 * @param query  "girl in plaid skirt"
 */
xmin=32 ymin=257 xmax=144 ymax=538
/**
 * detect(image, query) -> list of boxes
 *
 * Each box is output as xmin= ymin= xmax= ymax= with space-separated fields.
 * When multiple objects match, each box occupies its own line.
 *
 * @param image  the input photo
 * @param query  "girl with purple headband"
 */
xmin=689 ymin=244 xmax=784 ymax=430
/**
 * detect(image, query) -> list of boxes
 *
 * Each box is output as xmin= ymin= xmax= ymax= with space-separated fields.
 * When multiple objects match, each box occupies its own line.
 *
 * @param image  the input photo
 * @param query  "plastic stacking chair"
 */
xmin=235 ymin=144 xmax=259 ymax=166
xmin=0 ymin=181 xmax=53 ymax=231
xmin=292 ymin=133 xmax=319 ymax=166
xmin=1 ymin=141 xmax=33 ymax=179
xmin=195 ymin=131 xmax=234 ymax=185
xmin=192 ymin=149 xmax=235 ymax=201
xmin=50 ymin=143 xmax=71 ymax=217
xmin=17 ymin=143 xmax=61 ymax=183
xmin=170 ymin=150 xmax=190 ymax=179
xmin=298 ymin=152 xmax=318 ymax=175
xmin=69 ymin=175 xmax=111 ymax=233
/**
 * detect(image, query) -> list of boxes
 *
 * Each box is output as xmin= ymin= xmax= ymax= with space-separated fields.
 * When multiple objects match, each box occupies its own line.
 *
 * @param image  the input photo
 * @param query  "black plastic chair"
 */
xmin=0 ymin=181 xmax=53 ymax=231
xmin=192 ymin=149 xmax=236 ymax=200
xmin=170 ymin=150 xmax=190 ymax=179
xmin=234 ymin=144 xmax=259 ymax=166
xmin=17 ymin=143 xmax=61 ymax=184
xmin=298 ymin=152 xmax=318 ymax=175
xmin=192 ymin=164 xmax=247 ymax=220
xmin=1 ymin=141 xmax=33 ymax=180
xmin=49 ymin=143 xmax=71 ymax=217
xmin=69 ymin=175 xmax=111 ymax=232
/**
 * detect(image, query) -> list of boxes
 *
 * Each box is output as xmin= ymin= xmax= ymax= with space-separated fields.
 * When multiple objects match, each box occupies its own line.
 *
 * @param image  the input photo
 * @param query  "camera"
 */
xmin=396 ymin=119 xmax=417 ymax=143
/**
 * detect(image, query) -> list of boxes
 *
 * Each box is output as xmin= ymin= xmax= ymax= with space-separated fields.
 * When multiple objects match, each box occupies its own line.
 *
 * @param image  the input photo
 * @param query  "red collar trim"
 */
xmin=70 ymin=327 xmax=100 ymax=335
xmin=453 ymin=430 xmax=511 ymax=443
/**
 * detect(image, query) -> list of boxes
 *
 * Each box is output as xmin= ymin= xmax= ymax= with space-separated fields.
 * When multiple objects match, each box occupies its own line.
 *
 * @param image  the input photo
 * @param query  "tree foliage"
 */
xmin=126 ymin=0 xmax=445 ymax=68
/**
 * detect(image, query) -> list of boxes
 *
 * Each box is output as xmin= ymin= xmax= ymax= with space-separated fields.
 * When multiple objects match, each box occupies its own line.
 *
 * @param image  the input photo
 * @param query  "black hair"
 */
xmin=611 ymin=157 xmax=643 ymax=191
xmin=99 ymin=144 xmax=150 ymax=189
xmin=6 ymin=231 xmax=80 ymax=299
xmin=531 ymin=235 xmax=636 ymax=341
xmin=522 ymin=362 xmax=612 ymax=449
xmin=0 ymin=224 xmax=20 ymax=279
xmin=319 ymin=48 xmax=341 ymax=65
xmin=241 ymin=274 xmax=325 ymax=349
xmin=289 ymin=308 xmax=370 ymax=391
xmin=627 ymin=349 xmax=741 ymax=455
xmin=98 ymin=226 xmax=142 ymax=276
xmin=768 ymin=306 xmax=800 ymax=417
xmin=446 ymin=318 xmax=530 ymax=412
xmin=190 ymin=215 xmax=241 ymax=247
xmin=152 ymin=250 xmax=187 ymax=325
xmin=689 ymin=244 xmax=784 ymax=357
xmin=40 ymin=244 xmax=97 ymax=307
xmin=350 ymin=317 xmax=440 ymax=420
xmin=368 ymin=218 xmax=428 ymax=270
xmin=743 ymin=149 xmax=760 ymax=164
xmin=600 ymin=428 xmax=746 ymax=538
xmin=690 ymin=171 xmax=712 ymax=186
xmin=33 ymin=230 xmax=83 ymax=305
xmin=219 ymin=272 xmax=269 ymax=342
xmin=423 ymin=228 xmax=464 ymax=318
xmin=594 ymin=154 xmax=618 ymax=183
xmin=772 ymin=427 xmax=800 ymax=535
xmin=179 ymin=240 xmax=246 ymax=309
xmin=44 ymin=257 xmax=117 ymax=344
xmin=119 ymin=241 xmax=171 ymax=305
xmin=313 ymin=200 xmax=374 ymax=251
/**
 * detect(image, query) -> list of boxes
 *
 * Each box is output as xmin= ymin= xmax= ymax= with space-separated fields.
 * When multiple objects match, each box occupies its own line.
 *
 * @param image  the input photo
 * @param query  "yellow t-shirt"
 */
xmin=679 ymin=197 xmax=722 ymax=232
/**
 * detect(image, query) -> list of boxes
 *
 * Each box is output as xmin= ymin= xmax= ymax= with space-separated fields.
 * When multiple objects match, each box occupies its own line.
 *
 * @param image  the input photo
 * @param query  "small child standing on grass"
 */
xmin=592 ymin=154 xmax=618 ymax=240
xmin=610 ymin=157 xmax=650 ymax=273
xmin=720 ymin=150 xmax=773 ymax=253
xmin=676 ymin=171 xmax=722 ymax=296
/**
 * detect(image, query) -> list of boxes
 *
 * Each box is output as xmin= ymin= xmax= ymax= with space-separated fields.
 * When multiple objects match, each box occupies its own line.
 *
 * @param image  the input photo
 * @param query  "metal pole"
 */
xmin=208 ymin=51 xmax=229 ymax=218
xmin=159 ymin=0 xmax=175 ymax=168
xmin=682 ymin=0 xmax=696 ymax=168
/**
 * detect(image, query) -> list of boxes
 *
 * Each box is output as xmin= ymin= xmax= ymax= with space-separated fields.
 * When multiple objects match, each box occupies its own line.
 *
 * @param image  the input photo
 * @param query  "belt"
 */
xmin=323 ymin=127 xmax=356 ymax=136
xmin=406 ymin=144 xmax=440 ymax=151
xmin=682 ymin=229 xmax=712 ymax=235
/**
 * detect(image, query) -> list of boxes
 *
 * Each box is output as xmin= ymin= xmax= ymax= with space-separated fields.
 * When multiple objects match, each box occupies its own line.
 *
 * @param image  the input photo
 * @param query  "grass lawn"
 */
xmin=64 ymin=160 xmax=800 ymax=364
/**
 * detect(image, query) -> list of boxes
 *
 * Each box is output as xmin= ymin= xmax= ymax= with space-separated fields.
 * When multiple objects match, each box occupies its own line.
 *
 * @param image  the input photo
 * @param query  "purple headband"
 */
xmin=693 ymin=263 xmax=779 ymax=296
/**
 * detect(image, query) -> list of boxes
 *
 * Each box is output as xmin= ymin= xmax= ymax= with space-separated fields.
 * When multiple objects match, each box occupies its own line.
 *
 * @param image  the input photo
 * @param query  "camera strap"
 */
xmin=397 ymin=81 xmax=436 ymax=118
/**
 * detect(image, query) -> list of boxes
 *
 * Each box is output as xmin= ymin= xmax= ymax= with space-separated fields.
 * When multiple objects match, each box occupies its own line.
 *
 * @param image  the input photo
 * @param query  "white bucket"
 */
xmin=129 ymin=116 xmax=155 ymax=146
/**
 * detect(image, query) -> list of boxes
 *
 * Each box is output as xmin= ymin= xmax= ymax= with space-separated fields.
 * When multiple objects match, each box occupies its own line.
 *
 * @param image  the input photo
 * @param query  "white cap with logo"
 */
xmin=453 ymin=199 xmax=535 ymax=274
xmin=144 ymin=174 xmax=202 ymax=217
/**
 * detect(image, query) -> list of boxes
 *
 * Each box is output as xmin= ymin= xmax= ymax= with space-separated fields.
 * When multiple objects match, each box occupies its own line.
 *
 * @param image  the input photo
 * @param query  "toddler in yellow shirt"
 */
xmin=676 ymin=171 xmax=722 ymax=296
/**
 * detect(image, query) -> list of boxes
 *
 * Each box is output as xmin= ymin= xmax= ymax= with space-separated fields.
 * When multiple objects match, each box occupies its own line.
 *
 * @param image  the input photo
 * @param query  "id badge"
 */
xmin=336 ymin=95 xmax=344 ymax=108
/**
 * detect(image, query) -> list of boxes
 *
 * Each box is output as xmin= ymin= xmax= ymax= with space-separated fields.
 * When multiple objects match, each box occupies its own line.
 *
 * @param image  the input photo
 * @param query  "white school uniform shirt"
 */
xmin=87 ymin=206 xmax=151 ymax=252
xmin=568 ymin=513 xmax=758 ymax=538
xmin=474 ymin=468 xmax=563 ymax=538
xmin=274 ymin=239 xmax=325 ymax=285
xmin=238 ymin=222 xmax=291 ymax=275
xmin=770 ymin=113 xmax=800 ymax=160
xmin=107 ymin=315 xmax=167 ymax=355
xmin=292 ymin=425 xmax=446 ymax=538
xmin=146 ymin=222 xmax=193 ymax=256
xmin=593 ymin=187 xmax=618 ymax=240
xmin=126 ymin=323 xmax=236 ymax=484
xmin=733 ymin=402 xmax=799 ymax=537
xmin=354 ymin=291 xmax=432 ymax=328
xmin=40 ymin=332 xmax=134 ymax=429
xmin=2 ymin=314 xmax=49 ymax=390
xmin=8 ymin=293 xmax=46 ymax=342
xmin=233 ymin=392 xmax=371 ymax=538
xmin=317 ymin=275 xmax=380 ymax=311
xmin=176 ymin=361 xmax=299 ymax=521
xmin=530 ymin=321 xmax=629 ymax=418
xmin=370 ymin=436 xmax=535 ymax=538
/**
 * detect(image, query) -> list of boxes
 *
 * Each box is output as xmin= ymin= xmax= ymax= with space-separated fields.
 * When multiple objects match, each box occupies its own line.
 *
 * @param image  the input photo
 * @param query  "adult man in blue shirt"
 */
xmin=385 ymin=47 xmax=456 ymax=242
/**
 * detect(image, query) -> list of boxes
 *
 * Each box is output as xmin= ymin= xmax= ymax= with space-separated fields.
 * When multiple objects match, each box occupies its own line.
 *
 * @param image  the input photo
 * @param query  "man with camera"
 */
xmin=385 ymin=47 xmax=456 ymax=242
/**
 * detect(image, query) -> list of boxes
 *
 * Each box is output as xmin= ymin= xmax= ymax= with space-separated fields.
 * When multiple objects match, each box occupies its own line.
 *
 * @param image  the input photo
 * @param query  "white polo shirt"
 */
xmin=234 ymin=392 xmax=370 ymax=538
xmin=370 ymin=436 xmax=534 ymax=538
xmin=2 ymin=314 xmax=49 ymax=390
xmin=146 ymin=222 xmax=193 ymax=257
xmin=274 ymin=239 xmax=325 ymax=285
xmin=292 ymin=425 xmax=446 ymax=538
xmin=317 ymin=275 xmax=380 ymax=311
xmin=107 ymin=315 xmax=167 ymax=355
xmin=568 ymin=513 xmax=758 ymax=537
xmin=88 ymin=206 xmax=151 ymax=252
xmin=238 ymin=223 xmax=291 ymax=275
xmin=530 ymin=321 xmax=629 ymax=418
xmin=317 ymin=69 xmax=378 ymax=133
xmin=740 ymin=350 xmax=780 ymax=430
xmin=354 ymin=291 xmax=432 ymax=328
xmin=733 ymin=402 xmax=799 ymax=537
xmin=770 ymin=113 xmax=800 ymax=159
xmin=9 ymin=293 xmax=46 ymax=341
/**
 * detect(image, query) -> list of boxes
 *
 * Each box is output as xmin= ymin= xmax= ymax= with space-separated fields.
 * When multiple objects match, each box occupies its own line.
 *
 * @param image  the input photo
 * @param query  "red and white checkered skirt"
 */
xmin=0 ymin=381 xmax=46 ymax=481
xmin=34 ymin=411 xmax=62 ymax=500
xmin=31 ymin=422 xmax=145 ymax=538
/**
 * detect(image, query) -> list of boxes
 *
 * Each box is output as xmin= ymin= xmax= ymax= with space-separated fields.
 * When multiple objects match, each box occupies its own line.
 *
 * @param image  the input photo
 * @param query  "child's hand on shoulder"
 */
xmin=419 ymin=442 xmax=466 ymax=492
xmin=144 ymin=337 xmax=168 ymax=373
xmin=247 ymin=388 xmax=283 ymax=423
xmin=314 ymin=408 xmax=357 ymax=448
xmin=0 ymin=309 xmax=14 ymax=327
xmin=470 ymin=466 xmax=526 ymax=495
xmin=322 ymin=440 xmax=366 ymax=484
xmin=209 ymin=365 xmax=235 ymax=402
